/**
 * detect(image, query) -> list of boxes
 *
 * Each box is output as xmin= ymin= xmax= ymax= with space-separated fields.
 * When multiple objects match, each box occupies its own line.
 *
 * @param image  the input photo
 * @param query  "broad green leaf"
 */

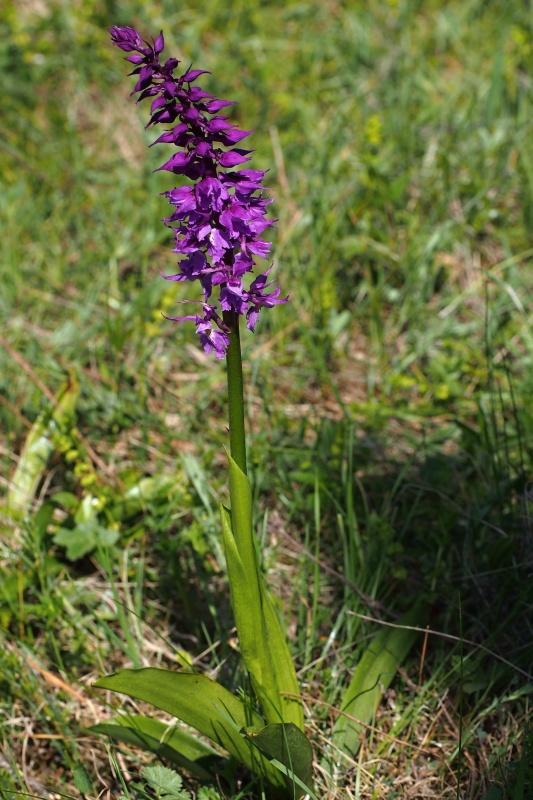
xmin=329 ymin=606 xmax=426 ymax=763
xmin=7 ymin=372 xmax=79 ymax=516
xmin=93 ymin=668 xmax=284 ymax=790
xmin=53 ymin=521 xmax=120 ymax=560
xmin=53 ymin=525 xmax=96 ymax=561
xmin=140 ymin=765 xmax=187 ymax=798
xmin=222 ymin=455 xmax=303 ymax=729
xmin=244 ymin=723 xmax=314 ymax=799
xmin=90 ymin=714 xmax=220 ymax=781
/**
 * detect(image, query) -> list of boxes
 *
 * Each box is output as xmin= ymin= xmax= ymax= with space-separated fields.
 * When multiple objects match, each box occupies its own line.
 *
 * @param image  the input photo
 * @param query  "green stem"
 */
xmin=224 ymin=310 xmax=247 ymax=475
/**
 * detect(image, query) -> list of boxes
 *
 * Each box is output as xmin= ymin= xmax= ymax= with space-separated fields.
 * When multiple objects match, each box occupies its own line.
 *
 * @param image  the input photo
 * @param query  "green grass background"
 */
xmin=1 ymin=0 xmax=532 ymax=797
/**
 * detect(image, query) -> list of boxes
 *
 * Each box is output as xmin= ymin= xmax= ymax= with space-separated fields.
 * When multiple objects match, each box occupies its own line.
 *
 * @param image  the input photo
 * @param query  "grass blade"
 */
xmin=327 ymin=606 xmax=425 ymax=765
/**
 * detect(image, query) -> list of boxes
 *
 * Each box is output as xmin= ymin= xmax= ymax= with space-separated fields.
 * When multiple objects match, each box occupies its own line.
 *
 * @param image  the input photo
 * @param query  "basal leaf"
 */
xmin=90 ymin=714 xmax=220 ymax=781
xmin=244 ymin=723 xmax=314 ymax=799
xmin=93 ymin=668 xmax=284 ymax=789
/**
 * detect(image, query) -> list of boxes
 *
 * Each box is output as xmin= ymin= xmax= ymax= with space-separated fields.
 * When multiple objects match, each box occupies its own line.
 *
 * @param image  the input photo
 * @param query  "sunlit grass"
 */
xmin=1 ymin=0 xmax=532 ymax=797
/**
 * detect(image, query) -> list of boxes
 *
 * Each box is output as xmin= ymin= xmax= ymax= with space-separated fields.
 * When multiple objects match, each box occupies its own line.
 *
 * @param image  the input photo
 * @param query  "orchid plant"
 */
xmin=93 ymin=25 xmax=314 ymax=798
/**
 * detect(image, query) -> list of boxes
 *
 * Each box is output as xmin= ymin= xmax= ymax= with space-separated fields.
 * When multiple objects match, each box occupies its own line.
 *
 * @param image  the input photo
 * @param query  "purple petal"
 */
xmin=220 ymin=281 xmax=248 ymax=315
xmin=156 ymin=151 xmax=193 ymax=173
xmin=163 ymin=313 xmax=198 ymax=322
xmin=218 ymin=150 xmax=252 ymax=167
xmin=181 ymin=69 xmax=211 ymax=82
xmin=162 ymin=79 xmax=178 ymax=97
xmin=207 ymin=228 xmax=232 ymax=261
xmin=246 ymin=307 xmax=260 ymax=331
xmin=207 ymin=117 xmax=232 ymax=133
xmin=195 ymin=177 xmax=229 ymax=212
xmin=218 ymin=128 xmax=252 ymax=145
xmin=149 ymin=106 xmax=179 ymax=125
xmin=176 ymin=251 xmax=208 ymax=280
xmin=205 ymin=99 xmax=236 ymax=112
xmin=136 ymin=85 xmax=159 ymax=102
xmin=194 ymin=140 xmax=212 ymax=158
xmin=150 ymin=95 xmax=167 ymax=113
xmin=150 ymin=123 xmax=189 ymax=146
xmin=182 ymin=106 xmax=200 ymax=124
xmin=154 ymin=31 xmax=165 ymax=54
xmin=232 ymin=252 xmax=254 ymax=276
xmin=165 ymin=185 xmax=197 ymax=213
xmin=160 ymin=271 xmax=187 ymax=282
xmin=247 ymin=239 xmax=271 ymax=258
xmin=188 ymin=87 xmax=213 ymax=102
xmin=198 ymin=325 xmax=230 ymax=358
xmin=134 ymin=65 xmax=154 ymax=93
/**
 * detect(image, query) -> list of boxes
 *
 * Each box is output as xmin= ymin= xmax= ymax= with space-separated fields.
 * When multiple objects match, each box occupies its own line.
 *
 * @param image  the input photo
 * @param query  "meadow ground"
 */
xmin=1 ymin=1 xmax=532 ymax=798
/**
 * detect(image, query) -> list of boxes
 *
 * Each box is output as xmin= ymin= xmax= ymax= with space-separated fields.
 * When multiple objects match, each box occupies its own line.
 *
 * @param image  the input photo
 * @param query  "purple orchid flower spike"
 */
xmin=109 ymin=25 xmax=287 ymax=358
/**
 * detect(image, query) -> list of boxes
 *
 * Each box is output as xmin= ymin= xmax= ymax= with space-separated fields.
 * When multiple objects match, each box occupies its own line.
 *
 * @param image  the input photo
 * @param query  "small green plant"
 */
xmin=119 ymin=764 xmax=220 ymax=800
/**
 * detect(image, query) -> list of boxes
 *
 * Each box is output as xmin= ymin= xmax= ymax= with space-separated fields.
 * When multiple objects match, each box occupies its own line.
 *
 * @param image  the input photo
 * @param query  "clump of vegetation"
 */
xmin=1 ymin=0 xmax=532 ymax=798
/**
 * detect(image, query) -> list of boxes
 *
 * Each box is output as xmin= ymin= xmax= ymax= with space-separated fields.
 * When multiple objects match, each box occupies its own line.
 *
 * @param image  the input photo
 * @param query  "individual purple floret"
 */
xmin=109 ymin=25 xmax=287 ymax=358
